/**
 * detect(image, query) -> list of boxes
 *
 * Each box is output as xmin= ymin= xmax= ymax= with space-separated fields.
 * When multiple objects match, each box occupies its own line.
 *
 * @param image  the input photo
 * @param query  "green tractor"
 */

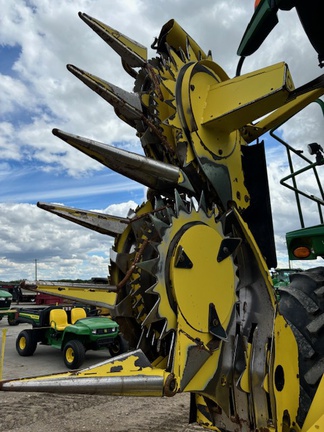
xmin=239 ymin=3 xmax=324 ymax=425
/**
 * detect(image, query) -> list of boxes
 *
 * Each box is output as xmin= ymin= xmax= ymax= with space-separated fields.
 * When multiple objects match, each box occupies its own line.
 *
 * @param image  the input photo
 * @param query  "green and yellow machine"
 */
xmin=1 ymin=3 xmax=324 ymax=431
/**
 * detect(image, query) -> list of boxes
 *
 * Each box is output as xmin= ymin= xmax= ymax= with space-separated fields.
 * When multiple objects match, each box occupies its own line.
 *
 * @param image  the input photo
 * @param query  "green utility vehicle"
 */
xmin=0 ymin=290 xmax=17 ymax=325
xmin=15 ymin=306 xmax=127 ymax=369
xmin=271 ymin=268 xmax=303 ymax=288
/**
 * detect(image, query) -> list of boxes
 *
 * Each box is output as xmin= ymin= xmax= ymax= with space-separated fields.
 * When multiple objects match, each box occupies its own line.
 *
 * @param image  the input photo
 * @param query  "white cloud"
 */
xmin=0 ymin=201 xmax=139 ymax=280
xmin=0 ymin=0 xmax=323 ymax=281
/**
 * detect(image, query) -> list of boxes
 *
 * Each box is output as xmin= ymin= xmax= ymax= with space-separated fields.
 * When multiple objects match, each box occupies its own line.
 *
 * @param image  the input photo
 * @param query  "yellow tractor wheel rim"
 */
xmin=65 ymin=347 xmax=74 ymax=363
xmin=19 ymin=336 xmax=27 ymax=350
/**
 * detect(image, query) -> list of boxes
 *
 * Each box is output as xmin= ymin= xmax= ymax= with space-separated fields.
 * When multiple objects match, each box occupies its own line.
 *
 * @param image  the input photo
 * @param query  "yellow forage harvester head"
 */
xmin=3 ymin=12 xmax=324 ymax=432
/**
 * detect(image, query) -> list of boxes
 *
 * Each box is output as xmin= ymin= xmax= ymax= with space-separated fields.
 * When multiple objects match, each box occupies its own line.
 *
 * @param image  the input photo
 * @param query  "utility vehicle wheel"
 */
xmin=63 ymin=340 xmax=85 ymax=369
xmin=109 ymin=335 xmax=128 ymax=357
xmin=16 ymin=330 xmax=37 ymax=356
xmin=278 ymin=267 xmax=324 ymax=426
xmin=8 ymin=315 xmax=18 ymax=326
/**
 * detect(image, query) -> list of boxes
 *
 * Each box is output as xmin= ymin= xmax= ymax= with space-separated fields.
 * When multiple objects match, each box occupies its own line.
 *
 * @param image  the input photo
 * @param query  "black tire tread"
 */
xmin=63 ymin=339 xmax=85 ymax=369
xmin=278 ymin=266 xmax=324 ymax=425
xmin=16 ymin=330 xmax=37 ymax=356
xmin=109 ymin=334 xmax=128 ymax=357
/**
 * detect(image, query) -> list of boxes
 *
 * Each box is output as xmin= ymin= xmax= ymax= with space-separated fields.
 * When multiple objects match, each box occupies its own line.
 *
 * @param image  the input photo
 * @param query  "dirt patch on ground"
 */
xmin=1 ymin=392 xmax=202 ymax=432
xmin=0 ymin=321 xmax=201 ymax=432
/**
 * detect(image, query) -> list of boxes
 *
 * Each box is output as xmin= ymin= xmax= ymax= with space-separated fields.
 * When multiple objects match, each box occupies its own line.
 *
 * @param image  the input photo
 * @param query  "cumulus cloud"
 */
xmin=0 ymin=201 xmax=137 ymax=280
xmin=0 ymin=0 xmax=323 ymax=280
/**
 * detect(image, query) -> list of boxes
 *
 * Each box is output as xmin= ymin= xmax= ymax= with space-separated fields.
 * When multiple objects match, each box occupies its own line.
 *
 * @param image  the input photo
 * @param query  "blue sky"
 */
xmin=0 ymin=0 xmax=323 ymax=281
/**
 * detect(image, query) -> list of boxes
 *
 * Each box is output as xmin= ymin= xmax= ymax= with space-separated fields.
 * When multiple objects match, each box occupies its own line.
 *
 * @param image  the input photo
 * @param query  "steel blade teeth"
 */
xmin=185 ymin=37 xmax=191 ymax=60
xmin=136 ymin=307 xmax=146 ymax=320
xmin=141 ymin=299 xmax=161 ymax=328
xmin=165 ymin=43 xmax=178 ymax=71
xmin=151 ymin=332 xmax=156 ymax=347
xmin=153 ymin=196 xmax=166 ymax=211
xmin=145 ymin=324 xmax=153 ymax=339
xmin=158 ymin=320 xmax=168 ymax=341
xmin=174 ymin=190 xmax=190 ymax=216
xmin=149 ymin=214 xmax=170 ymax=239
xmin=198 ymin=191 xmax=208 ymax=213
xmin=166 ymin=330 xmax=176 ymax=371
xmin=132 ymin=296 xmax=144 ymax=310
xmin=136 ymin=258 xmax=159 ymax=276
xmin=136 ymin=327 xmax=147 ymax=351
xmin=179 ymin=46 xmax=187 ymax=63
xmin=110 ymin=250 xmax=133 ymax=274
xmin=188 ymin=198 xmax=195 ymax=213
xmin=145 ymin=282 xmax=158 ymax=295
xmin=114 ymin=294 xmax=134 ymax=317
xmin=129 ymin=277 xmax=142 ymax=292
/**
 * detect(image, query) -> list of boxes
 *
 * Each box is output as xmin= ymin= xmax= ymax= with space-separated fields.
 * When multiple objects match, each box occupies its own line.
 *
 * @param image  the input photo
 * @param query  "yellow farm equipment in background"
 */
xmin=2 ymin=6 xmax=324 ymax=432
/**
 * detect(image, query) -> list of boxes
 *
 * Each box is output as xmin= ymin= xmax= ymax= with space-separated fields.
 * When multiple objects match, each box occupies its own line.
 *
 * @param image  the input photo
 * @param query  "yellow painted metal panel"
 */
xmin=302 ymin=375 xmax=324 ymax=432
xmin=202 ymin=62 xmax=294 ymax=132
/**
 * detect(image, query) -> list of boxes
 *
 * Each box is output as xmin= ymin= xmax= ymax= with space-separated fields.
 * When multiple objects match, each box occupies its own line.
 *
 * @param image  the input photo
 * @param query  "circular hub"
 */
xmin=171 ymin=224 xmax=236 ymax=333
xmin=19 ymin=336 xmax=27 ymax=350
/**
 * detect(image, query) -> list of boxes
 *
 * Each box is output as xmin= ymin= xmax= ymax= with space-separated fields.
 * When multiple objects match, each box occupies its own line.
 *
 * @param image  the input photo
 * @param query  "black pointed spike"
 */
xmin=37 ymin=202 xmax=129 ymax=237
xmin=217 ymin=238 xmax=242 ymax=263
xmin=174 ymin=246 xmax=193 ymax=269
xmin=209 ymin=303 xmax=227 ymax=341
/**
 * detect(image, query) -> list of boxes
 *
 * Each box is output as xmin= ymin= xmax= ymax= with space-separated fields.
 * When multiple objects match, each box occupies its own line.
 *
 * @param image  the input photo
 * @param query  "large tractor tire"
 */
xmin=277 ymin=267 xmax=324 ymax=425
